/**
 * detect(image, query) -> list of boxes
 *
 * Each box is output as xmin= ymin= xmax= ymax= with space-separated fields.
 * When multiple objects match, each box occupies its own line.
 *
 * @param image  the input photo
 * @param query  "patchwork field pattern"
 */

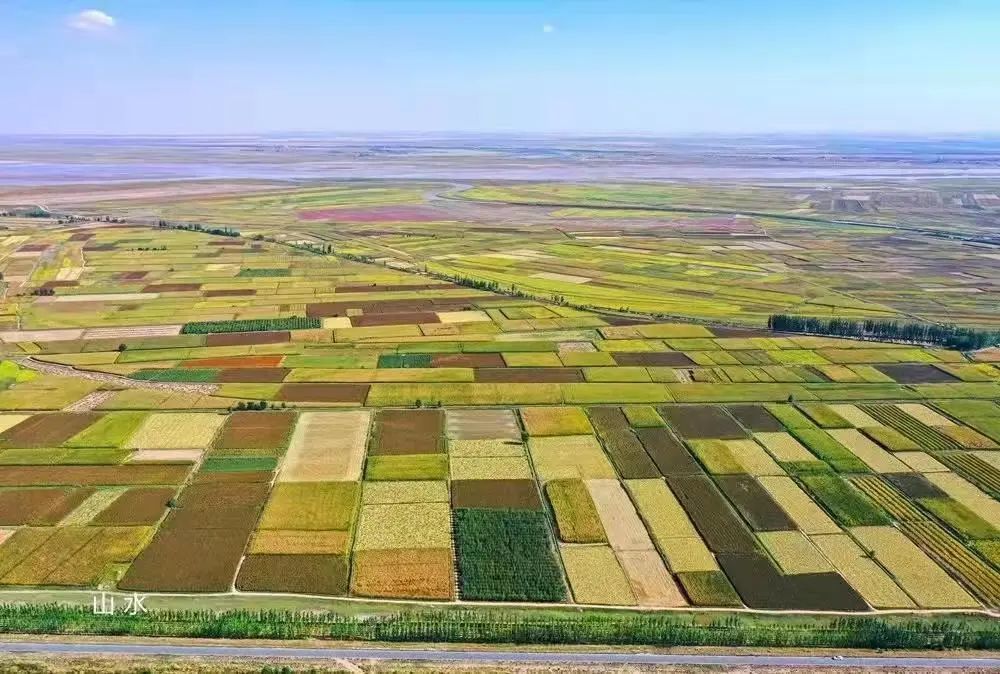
xmin=0 ymin=208 xmax=997 ymax=614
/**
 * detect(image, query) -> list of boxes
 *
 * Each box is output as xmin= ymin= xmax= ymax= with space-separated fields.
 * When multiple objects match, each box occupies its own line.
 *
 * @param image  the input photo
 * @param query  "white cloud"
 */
xmin=67 ymin=9 xmax=116 ymax=33
xmin=542 ymin=24 xmax=555 ymax=33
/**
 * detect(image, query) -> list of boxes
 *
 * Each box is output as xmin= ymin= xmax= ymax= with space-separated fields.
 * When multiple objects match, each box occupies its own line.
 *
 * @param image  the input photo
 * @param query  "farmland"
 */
xmin=0 ymin=175 xmax=998 ymax=641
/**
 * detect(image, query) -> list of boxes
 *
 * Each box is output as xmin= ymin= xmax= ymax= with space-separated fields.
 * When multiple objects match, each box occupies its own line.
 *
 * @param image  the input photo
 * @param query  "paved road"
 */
xmin=1 ymin=641 xmax=999 ymax=668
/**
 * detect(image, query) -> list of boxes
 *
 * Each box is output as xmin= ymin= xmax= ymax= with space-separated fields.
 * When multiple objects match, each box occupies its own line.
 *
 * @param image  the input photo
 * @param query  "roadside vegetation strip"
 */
xmin=181 ymin=317 xmax=320 ymax=334
xmin=2 ymin=602 xmax=1000 ymax=648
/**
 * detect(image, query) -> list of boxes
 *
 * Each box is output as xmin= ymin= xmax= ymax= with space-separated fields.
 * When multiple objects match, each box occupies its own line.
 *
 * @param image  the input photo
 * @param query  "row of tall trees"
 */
xmin=768 ymin=314 xmax=1000 ymax=351
xmin=0 ymin=605 xmax=996 ymax=650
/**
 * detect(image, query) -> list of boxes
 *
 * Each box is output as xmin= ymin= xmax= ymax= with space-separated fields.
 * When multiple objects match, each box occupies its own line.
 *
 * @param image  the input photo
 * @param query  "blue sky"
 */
xmin=3 ymin=0 xmax=1000 ymax=135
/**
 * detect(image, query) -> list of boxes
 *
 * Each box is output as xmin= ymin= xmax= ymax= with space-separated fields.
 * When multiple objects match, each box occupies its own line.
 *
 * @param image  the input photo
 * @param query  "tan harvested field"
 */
xmin=280 ymin=411 xmax=370 ymax=482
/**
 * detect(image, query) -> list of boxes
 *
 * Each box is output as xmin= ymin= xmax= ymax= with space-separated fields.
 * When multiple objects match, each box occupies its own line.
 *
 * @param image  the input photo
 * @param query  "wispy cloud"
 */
xmin=542 ymin=24 xmax=556 ymax=34
xmin=67 ymin=9 xmax=116 ymax=33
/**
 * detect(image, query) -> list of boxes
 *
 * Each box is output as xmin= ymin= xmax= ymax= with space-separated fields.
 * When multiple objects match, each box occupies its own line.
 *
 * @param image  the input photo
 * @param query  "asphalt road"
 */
xmin=1 ymin=641 xmax=999 ymax=669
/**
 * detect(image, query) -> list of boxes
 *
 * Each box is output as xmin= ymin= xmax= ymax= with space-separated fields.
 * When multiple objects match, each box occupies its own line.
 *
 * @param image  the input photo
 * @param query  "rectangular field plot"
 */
xmin=528 ymin=435 xmax=617 ymax=482
xmin=371 ymin=409 xmax=443 ymax=454
xmin=126 ymin=413 xmax=226 ymax=449
xmin=280 ymin=411 xmax=370 ymax=482
xmin=454 ymin=508 xmax=566 ymax=602
xmin=352 ymin=548 xmax=454 ymax=600
xmin=212 ymin=411 xmax=296 ymax=453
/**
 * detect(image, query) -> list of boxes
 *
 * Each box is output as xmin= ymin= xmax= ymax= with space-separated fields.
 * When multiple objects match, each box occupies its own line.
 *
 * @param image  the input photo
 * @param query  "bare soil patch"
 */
xmin=372 ymin=409 xmax=444 ymax=455
xmin=451 ymin=479 xmax=542 ymax=509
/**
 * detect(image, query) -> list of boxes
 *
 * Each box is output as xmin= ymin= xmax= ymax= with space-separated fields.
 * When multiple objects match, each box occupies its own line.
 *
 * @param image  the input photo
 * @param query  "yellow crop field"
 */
xmin=450 ymin=456 xmax=532 ymax=480
xmin=521 ymin=406 xmax=593 ymax=436
xmin=724 ymin=439 xmax=784 ymax=475
xmin=826 ymin=429 xmax=911 ymax=473
xmin=758 ymin=476 xmax=840 ymax=535
xmin=354 ymin=502 xmax=452 ymax=551
xmin=811 ymin=533 xmax=914 ymax=608
xmin=559 ymin=544 xmax=636 ymax=606
xmin=896 ymin=403 xmax=955 ymax=427
xmin=126 ymin=413 xmax=225 ymax=449
xmin=529 ymin=435 xmax=617 ymax=482
xmin=827 ymin=404 xmax=880 ymax=428
xmin=753 ymin=432 xmax=815 ymax=462
xmin=758 ymin=530 xmax=833 ymax=574
xmin=618 ymin=549 xmax=687 ymax=607
xmin=361 ymin=480 xmax=449 ymax=505
xmin=850 ymin=526 xmax=977 ymax=608
xmin=925 ymin=472 xmax=1000 ymax=529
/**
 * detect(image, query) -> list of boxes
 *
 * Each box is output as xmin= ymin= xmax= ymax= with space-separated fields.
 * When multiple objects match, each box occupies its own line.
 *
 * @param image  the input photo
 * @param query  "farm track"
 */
xmin=16 ymin=357 xmax=219 ymax=395
xmin=62 ymin=390 xmax=117 ymax=412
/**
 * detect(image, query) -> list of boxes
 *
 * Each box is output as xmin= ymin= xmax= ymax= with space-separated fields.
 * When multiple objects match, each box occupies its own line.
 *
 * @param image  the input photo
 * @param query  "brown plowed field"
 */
xmin=0 ymin=487 xmax=95 ymax=526
xmin=451 ymin=479 xmax=542 ymax=509
xmin=0 ymin=465 xmax=190 ymax=487
xmin=236 ymin=554 xmax=349 ymax=595
xmin=0 ymin=413 xmax=101 ymax=448
xmin=613 ymin=352 xmax=694 ymax=367
xmin=372 ymin=409 xmax=443 ymax=455
xmin=213 ymin=411 xmax=296 ymax=451
xmin=92 ymin=487 xmax=176 ymax=525
xmin=659 ymin=405 xmax=747 ymax=439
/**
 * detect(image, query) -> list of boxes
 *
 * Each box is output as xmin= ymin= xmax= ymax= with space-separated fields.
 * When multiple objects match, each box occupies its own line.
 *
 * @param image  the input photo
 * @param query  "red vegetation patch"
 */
xmin=117 ymin=271 xmax=148 ymax=281
xmin=164 ymin=482 xmax=269 ymax=531
xmin=213 ymin=411 xmax=296 ymax=451
xmin=350 ymin=312 xmax=440 ymax=327
xmin=181 ymin=355 xmax=284 ymax=368
xmin=190 ymin=470 xmax=274 ymax=484
xmin=67 ymin=232 xmax=95 ymax=241
xmin=208 ymin=240 xmax=245 ymax=246
xmin=298 ymin=205 xmax=448 ymax=222
xmin=276 ymin=383 xmax=370 ymax=404
xmin=204 ymin=331 xmax=289 ymax=347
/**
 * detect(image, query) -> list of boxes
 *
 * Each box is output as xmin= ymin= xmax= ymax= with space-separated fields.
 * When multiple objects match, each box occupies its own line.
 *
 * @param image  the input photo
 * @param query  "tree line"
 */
xmin=0 ymin=604 xmax=996 ymax=650
xmin=768 ymin=314 xmax=1000 ymax=351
